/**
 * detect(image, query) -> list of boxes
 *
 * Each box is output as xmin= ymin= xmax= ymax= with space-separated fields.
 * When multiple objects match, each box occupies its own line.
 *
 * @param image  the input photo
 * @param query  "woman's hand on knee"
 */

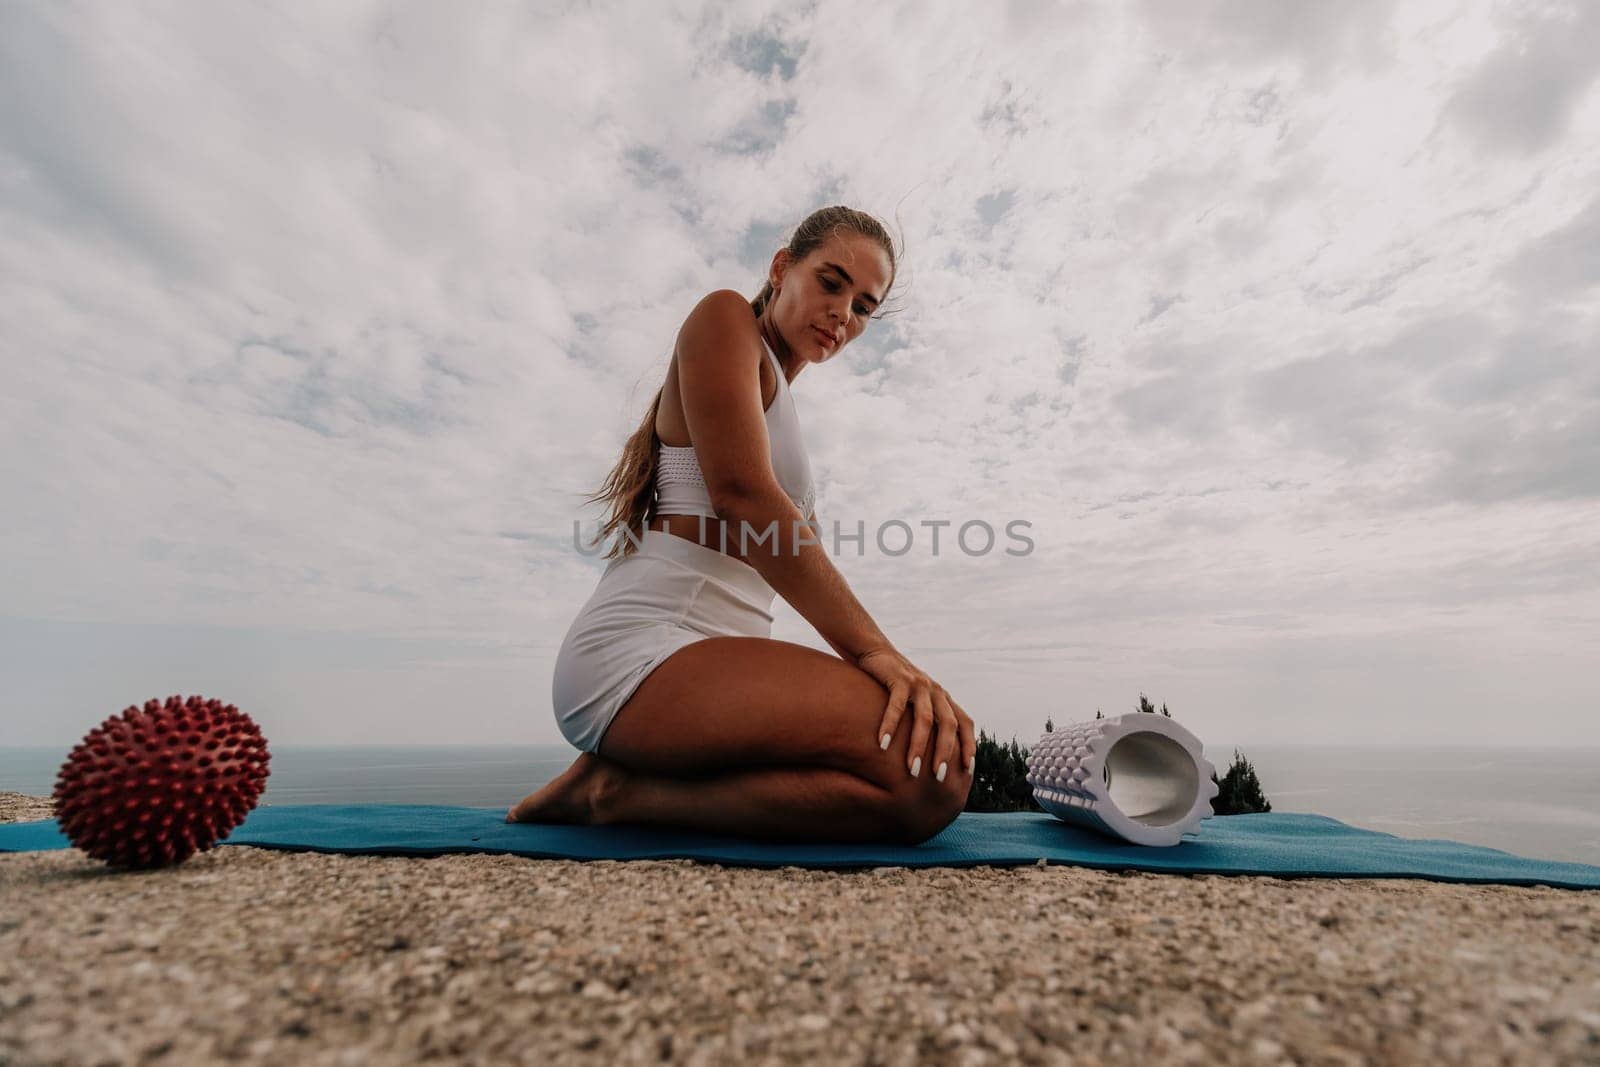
xmin=855 ymin=647 xmax=975 ymax=782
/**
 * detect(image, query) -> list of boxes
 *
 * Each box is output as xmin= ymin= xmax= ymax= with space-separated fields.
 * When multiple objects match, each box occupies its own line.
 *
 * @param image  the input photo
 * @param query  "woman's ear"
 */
xmin=768 ymin=248 xmax=792 ymax=291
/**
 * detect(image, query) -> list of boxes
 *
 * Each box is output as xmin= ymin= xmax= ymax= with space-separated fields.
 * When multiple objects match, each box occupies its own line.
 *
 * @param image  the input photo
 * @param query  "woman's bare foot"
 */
xmin=505 ymin=752 xmax=627 ymax=825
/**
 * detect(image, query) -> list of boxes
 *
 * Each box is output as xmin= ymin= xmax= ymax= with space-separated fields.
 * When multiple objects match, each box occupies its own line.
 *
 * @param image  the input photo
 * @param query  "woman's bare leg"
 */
xmin=511 ymin=637 xmax=972 ymax=844
xmin=508 ymin=752 xmax=906 ymax=842
xmin=600 ymin=763 xmax=904 ymax=844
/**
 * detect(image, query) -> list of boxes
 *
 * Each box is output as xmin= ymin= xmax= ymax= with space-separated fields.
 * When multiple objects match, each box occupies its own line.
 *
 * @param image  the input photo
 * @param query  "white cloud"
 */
xmin=2 ymin=0 xmax=1596 ymax=748
xmin=1440 ymin=0 xmax=1600 ymax=155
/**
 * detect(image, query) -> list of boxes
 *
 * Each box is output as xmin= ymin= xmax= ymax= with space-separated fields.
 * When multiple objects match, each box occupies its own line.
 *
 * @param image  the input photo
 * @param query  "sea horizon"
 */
xmin=5 ymin=742 xmax=1599 ymax=868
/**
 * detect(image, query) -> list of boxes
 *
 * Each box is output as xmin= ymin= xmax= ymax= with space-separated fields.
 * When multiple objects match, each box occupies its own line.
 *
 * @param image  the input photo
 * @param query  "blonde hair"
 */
xmin=583 ymin=206 xmax=900 ymax=560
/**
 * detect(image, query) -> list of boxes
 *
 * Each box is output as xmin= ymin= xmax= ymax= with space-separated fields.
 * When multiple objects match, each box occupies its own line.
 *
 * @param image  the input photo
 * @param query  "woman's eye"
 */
xmin=821 ymin=277 xmax=870 ymax=318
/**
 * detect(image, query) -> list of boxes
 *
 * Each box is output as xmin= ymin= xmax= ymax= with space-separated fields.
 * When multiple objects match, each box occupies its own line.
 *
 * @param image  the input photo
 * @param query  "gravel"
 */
xmin=3 ymin=791 xmax=1598 ymax=1065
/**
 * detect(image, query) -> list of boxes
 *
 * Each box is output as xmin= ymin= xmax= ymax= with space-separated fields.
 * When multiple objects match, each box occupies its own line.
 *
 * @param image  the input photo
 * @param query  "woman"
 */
xmin=508 ymin=206 xmax=977 ymax=844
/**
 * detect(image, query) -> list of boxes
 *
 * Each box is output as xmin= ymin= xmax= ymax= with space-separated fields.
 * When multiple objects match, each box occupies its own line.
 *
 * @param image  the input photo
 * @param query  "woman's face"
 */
xmin=766 ymin=230 xmax=892 ymax=368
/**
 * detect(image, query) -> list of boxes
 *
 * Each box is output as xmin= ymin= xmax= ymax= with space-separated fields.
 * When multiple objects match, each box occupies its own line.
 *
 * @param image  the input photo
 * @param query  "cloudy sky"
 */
xmin=2 ymin=0 xmax=1596 ymax=750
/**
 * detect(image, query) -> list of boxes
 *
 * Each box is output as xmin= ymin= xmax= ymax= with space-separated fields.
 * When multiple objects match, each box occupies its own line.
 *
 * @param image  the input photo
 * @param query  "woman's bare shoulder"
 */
xmin=671 ymin=291 xmax=775 ymax=504
xmin=676 ymin=290 xmax=760 ymax=363
xmin=683 ymin=288 xmax=755 ymax=327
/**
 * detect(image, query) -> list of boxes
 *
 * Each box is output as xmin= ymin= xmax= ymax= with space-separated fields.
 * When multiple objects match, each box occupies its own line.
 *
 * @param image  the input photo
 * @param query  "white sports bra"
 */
xmin=653 ymin=334 xmax=815 ymax=519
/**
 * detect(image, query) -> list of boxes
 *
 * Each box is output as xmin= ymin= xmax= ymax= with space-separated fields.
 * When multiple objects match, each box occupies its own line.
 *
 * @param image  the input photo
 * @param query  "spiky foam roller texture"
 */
xmin=53 ymin=695 xmax=271 ymax=868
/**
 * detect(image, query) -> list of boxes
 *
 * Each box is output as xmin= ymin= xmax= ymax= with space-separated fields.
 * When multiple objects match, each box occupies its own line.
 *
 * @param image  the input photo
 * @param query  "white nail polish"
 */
xmin=910 ymin=756 xmax=921 ymax=778
xmin=937 ymin=762 xmax=947 ymax=783
xmin=880 ymin=733 xmax=891 ymax=751
xmin=967 ymin=756 xmax=975 ymax=775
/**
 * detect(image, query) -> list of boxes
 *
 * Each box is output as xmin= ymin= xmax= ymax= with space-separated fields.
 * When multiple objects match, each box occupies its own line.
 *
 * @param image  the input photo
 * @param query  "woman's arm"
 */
xmin=805 ymin=508 xmax=857 ymax=661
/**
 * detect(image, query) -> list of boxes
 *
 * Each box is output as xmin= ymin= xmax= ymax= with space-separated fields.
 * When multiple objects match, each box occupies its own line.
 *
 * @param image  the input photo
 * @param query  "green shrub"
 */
xmin=965 ymin=727 xmax=1043 ymax=813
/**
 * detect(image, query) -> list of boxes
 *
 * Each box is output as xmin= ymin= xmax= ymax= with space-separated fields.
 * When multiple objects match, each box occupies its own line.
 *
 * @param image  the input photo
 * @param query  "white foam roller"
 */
xmin=1025 ymin=713 xmax=1220 ymax=847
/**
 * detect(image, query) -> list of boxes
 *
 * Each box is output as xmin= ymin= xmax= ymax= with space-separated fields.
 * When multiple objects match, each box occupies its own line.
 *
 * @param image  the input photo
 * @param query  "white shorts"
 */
xmin=552 ymin=529 xmax=777 ymax=753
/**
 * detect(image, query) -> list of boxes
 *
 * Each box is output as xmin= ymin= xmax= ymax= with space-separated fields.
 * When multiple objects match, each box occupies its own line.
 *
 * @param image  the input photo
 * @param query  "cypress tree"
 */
xmin=1210 ymin=749 xmax=1272 ymax=815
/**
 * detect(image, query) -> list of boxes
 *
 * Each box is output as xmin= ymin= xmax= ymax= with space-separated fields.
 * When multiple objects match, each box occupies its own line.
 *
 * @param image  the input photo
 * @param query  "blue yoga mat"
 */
xmin=3 ymin=807 xmax=1597 ymax=889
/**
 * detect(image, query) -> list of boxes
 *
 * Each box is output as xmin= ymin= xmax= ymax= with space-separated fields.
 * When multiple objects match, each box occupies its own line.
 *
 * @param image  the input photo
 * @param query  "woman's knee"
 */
xmin=886 ymin=768 xmax=972 ymax=845
xmin=893 ymin=798 xmax=966 ymax=846
xmin=600 ymin=636 xmax=975 ymax=834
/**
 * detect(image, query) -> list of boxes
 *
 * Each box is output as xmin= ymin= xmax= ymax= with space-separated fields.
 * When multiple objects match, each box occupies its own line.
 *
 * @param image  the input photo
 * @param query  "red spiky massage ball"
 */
xmin=53 ymin=695 xmax=271 ymax=869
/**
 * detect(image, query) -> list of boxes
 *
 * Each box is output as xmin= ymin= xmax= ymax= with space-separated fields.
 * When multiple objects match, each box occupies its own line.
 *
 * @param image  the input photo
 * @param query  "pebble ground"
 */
xmin=3 ymin=792 xmax=1598 ymax=1065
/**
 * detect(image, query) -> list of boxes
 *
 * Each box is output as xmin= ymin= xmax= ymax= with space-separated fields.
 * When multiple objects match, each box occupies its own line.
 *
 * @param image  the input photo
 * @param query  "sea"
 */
xmin=4 ymin=743 xmax=1599 ymax=868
